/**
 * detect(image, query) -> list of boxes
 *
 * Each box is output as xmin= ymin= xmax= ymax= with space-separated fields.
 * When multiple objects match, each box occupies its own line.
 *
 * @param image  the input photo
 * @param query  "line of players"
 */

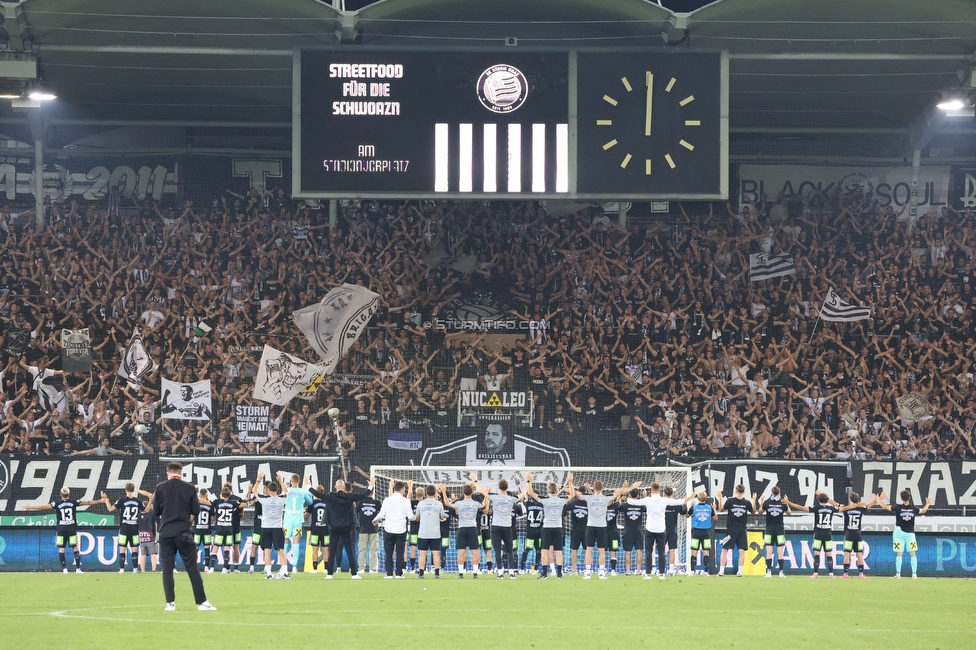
xmin=376 ymin=475 xmax=936 ymax=580
xmin=373 ymin=473 xmax=694 ymax=580
xmin=29 ymin=474 xmax=933 ymax=580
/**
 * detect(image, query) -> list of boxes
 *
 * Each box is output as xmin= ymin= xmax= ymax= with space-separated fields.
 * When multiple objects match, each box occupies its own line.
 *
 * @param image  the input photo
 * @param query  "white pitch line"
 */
xmin=44 ymin=608 xmax=975 ymax=633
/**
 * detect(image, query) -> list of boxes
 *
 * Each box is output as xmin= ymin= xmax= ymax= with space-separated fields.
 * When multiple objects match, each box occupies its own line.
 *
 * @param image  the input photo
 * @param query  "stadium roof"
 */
xmin=0 ymin=0 xmax=973 ymax=159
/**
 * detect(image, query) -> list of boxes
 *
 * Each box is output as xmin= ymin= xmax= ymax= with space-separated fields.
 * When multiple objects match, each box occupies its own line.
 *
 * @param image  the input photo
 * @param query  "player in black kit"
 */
xmin=836 ymin=491 xmax=880 ymax=578
xmin=785 ymin=491 xmax=838 ymax=578
xmin=103 ymin=483 xmax=150 ymax=573
xmin=518 ymin=493 xmax=545 ymax=574
xmin=307 ymin=486 xmax=330 ymax=573
xmin=224 ymin=482 xmax=245 ymax=572
xmin=473 ymin=492 xmax=494 ymax=572
xmin=620 ymin=489 xmax=645 ymax=575
xmin=716 ymin=485 xmax=755 ymax=577
xmin=192 ymin=488 xmax=215 ymax=573
xmin=663 ymin=486 xmax=687 ymax=576
xmin=24 ymin=487 xmax=106 ymax=573
xmin=566 ymin=494 xmax=588 ymax=574
xmin=759 ymin=486 xmax=789 ymax=578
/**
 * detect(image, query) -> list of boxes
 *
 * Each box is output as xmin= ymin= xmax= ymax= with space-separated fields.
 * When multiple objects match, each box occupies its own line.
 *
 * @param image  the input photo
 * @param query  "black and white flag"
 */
xmin=3 ymin=327 xmax=30 ymax=358
xmin=749 ymin=253 xmax=795 ymax=282
xmin=252 ymin=345 xmax=323 ymax=406
xmin=118 ymin=329 xmax=157 ymax=387
xmin=293 ymin=283 xmax=380 ymax=374
xmin=61 ymin=329 xmax=92 ymax=373
xmin=820 ymin=287 xmax=872 ymax=322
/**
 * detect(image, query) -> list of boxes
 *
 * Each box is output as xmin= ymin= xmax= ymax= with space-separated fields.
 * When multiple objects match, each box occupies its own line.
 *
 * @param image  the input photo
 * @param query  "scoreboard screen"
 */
xmin=294 ymin=48 xmax=727 ymax=200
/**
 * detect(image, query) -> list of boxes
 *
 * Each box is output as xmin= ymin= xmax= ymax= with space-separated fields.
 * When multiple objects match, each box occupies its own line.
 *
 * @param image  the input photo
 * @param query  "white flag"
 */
xmin=895 ymin=392 xmax=932 ymax=423
xmin=749 ymin=252 xmax=795 ymax=282
xmin=820 ymin=287 xmax=872 ymax=322
xmin=118 ymin=329 xmax=157 ymax=387
xmin=293 ymin=283 xmax=380 ymax=373
xmin=252 ymin=345 xmax=324 ymax=406
xmin=161 ymin=378 xmax=213 ymax=421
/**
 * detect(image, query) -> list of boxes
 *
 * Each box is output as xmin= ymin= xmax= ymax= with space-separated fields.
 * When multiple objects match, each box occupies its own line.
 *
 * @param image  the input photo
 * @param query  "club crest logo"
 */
xmin=477 ymin=65 xmax=528 ymax=113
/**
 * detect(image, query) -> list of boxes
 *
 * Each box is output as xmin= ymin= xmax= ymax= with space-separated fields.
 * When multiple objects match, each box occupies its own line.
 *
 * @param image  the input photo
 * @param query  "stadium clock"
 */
xmin=575 ymin=50 xmax=727 ymax=199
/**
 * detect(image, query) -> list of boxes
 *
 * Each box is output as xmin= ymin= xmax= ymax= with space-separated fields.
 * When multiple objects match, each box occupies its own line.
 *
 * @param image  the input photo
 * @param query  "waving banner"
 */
xmin=118 ymin=329 xmax=156 ymax=387
xmin=252 ymin=345 xmax=323 ymax=406
xmin=293 ymin=283 xmax=380 ymax=373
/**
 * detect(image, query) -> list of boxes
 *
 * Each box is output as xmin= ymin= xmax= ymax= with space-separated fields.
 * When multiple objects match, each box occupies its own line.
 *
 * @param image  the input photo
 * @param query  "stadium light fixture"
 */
xmin=937 ymin=99 xmax=964 ymax=111
xmin=27 ymin=90 xmax=56 ymax=101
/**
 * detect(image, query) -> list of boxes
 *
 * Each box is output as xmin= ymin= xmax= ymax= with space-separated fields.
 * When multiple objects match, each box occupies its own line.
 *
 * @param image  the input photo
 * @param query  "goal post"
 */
xmin=369 ymin=465 xmax=693 ymax=574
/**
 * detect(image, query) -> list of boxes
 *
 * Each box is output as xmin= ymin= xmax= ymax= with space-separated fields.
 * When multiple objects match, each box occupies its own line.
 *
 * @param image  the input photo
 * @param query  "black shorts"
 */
xmin=541 ymin=528 xmax=564 ymax=550
xmin=480 ymin=529 xmax=493 ymax=550
xmin=569 ymin=528 xmax=587 ymax=551
xmin=524 ymin=530 xmax=542 ymax=550
xmin=56 ymin=528 xmax=79 ymax=548
xmin=622 ymin=530 xmax=642 ymax=552
xmin=260 ymin=527 xmax=285 ymax=551
xmin=232 ymin=524 xmax=242 ymax=544
xmin=725 ymin=528 xmax=748 ymax=551
xmin=456 ymin=527 xmax=481 ymax=550
xmin=813 ymin=530 xmax=833 ymax=542
xmin=309 ymin=527 xmax=330 ymax=547
xmin=666 ymin=529 xmax=678 ymax=550
xmin=417 ymin=537 xmax=441 ymax=552
xmin=585 ymin=526 xmax=609 ymax=549
xmin=844 ymin=533 xmax=864 ymax=553
xmin=490 ymin=526 xmax=514 ymax=553
xmin=213 ymin=527 xmax=235 ymax=546
xmin=119 ymin=525 xmax=140 ymax=547
xmin=193 ymin=530 xmax=212 ymax=546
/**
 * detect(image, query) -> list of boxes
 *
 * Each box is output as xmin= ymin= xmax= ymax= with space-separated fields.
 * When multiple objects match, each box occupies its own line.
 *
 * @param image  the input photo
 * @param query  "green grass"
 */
xmin=1 ymin=571 xmax=974 ymax=649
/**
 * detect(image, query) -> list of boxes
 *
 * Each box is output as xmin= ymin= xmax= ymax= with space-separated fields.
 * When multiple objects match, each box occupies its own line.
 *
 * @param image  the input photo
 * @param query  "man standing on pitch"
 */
xmin=628 ymin=481 xmax=694 ymax=580
xmin=373 ymin=480 xmax=413 ymax=578
xmin=715 ymin=485 xmax=755 ymax=577
xmin=153 ymin=462 xmax=215 ymax=611
xmin=413 ymin=484 xmax=446 ymax=578
xmin=570 ymin=477 xmax=634 ymax=579
xmin=312 ymin=477 xmax=375 ymax=579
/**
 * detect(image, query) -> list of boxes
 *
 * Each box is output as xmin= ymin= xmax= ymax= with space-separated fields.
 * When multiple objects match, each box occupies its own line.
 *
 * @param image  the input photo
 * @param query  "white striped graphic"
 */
xmin=508 ymin=123 xmax=521 ymax=193
xmin=434 ymin=123 xmax=449 ymax=193
xmin=483 ymin=124 xmax=497 ymax=192
xmin=556 ymin=123 xmax=568 ymax=193
xmin=433 ymin=123 xmax=568 ymax=193
xmin=532 ymin=124 xmax=546 ymax=193
xmin=459 ymin=124 xmax=473 ymax=193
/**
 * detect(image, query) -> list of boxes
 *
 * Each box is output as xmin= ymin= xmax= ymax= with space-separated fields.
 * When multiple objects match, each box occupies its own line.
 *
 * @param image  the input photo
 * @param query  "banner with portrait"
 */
xmin=160 ymin=378 xmax=213 ymax=421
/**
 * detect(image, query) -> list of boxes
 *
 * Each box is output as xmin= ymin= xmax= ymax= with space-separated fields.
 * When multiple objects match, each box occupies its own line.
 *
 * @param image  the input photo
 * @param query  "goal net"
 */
xmin=369 ymin=466 xmax=693 ymax=575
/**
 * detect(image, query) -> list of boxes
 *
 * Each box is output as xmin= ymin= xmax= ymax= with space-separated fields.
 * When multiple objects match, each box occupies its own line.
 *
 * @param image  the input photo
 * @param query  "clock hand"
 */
xmin=644 ymin=71 xmax=653 ymax=137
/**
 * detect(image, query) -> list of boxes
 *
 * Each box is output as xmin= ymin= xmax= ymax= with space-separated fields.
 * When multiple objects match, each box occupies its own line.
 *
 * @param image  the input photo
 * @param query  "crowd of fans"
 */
xmin=1 ymin=182 xmax=976 ymax=466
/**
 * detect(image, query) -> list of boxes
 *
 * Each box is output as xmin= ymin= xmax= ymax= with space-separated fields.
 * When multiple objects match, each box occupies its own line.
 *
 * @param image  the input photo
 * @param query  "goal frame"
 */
xmin=369 ymin=465 xmax=694 ymax=572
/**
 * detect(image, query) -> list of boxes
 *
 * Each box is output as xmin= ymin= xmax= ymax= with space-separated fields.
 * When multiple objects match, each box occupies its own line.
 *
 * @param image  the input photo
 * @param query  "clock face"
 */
xmin=576 ymin=51 xmax=724 ymax=198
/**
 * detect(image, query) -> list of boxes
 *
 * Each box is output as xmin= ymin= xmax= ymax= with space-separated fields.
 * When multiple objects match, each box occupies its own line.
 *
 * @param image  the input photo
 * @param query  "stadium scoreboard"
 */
xmin=294 ymin=48 xmax=727 ymax=200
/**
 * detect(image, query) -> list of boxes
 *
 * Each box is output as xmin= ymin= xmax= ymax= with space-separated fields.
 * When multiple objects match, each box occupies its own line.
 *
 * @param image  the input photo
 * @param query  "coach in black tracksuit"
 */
xmin=311 ymin=478 xmax=375 ymax=577
xmin=154 ymin=462 xmax=209 ymax=608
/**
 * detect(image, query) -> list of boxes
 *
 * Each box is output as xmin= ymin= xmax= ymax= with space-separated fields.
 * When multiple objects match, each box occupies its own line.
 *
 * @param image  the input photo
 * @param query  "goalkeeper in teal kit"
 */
xmin=280 ymin=472 xmax=314 ymax=573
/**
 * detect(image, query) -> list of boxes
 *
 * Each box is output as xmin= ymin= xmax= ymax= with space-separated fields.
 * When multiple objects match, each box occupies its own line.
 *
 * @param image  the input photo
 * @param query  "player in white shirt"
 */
xmin=566 ymin=476 xmax=634 ymax=579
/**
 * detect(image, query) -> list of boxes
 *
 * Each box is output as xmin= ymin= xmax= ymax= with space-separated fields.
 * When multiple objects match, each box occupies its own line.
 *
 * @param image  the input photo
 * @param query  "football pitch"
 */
xmin=1 ymin=571 xmax=974 ymax=649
